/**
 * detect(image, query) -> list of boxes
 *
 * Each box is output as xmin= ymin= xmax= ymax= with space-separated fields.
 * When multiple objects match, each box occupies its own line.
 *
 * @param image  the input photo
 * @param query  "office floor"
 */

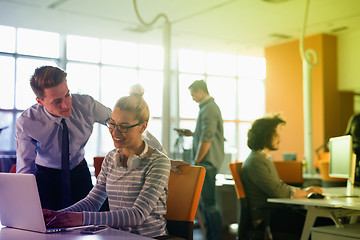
xmin=193 ymin=224 xmax=237 ymax=240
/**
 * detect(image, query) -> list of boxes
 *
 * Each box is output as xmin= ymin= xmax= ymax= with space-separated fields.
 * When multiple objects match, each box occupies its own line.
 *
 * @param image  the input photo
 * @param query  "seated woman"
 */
xmin=44 ymin=84 xmax=171 ymax=238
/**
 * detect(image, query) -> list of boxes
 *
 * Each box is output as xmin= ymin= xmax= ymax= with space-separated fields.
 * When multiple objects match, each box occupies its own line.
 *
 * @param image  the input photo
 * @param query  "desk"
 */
xmin=0 ymin=226 xmax=153 ymax=240
xmin=268 ymin=187 xmax=360 ymax=240
xmin=312 ymin=223 xmax=360 ymax=240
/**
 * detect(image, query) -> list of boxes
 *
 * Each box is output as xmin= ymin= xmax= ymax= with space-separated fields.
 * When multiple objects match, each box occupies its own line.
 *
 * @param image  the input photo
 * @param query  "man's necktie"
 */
xmin=61 ymin=118 xmax=71 ymax=208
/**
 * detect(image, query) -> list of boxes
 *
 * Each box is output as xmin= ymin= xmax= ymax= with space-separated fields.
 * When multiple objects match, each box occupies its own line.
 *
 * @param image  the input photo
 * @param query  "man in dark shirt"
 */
xmin=241 ymin=114 xmax=323 ymax=238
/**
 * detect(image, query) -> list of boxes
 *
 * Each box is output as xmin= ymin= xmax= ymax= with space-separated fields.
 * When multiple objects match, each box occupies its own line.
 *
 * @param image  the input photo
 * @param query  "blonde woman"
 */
xmin=44 ymin=85 xmax=171 ymax=238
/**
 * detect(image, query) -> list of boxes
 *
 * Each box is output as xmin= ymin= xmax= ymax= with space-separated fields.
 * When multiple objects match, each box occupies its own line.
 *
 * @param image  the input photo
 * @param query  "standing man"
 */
xmin=177 ymin=80 xmax=224 ymax=240
xmin=241 ymin=114 xmax=323 ymax=238
xmin=16 ymin=66 xmax=112 ymax=211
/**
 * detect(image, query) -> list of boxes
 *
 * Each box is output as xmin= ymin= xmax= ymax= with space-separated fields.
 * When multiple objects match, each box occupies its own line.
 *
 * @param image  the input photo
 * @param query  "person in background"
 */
xmin=176 ymin=79 xmax=224 ymax=240
xmin=43 ymin=85 xmax=171 ymax=238
xmin=345 ymin=113 xmax=360 ymax=185
xmin=241 ymin=114 xmax=324 ymax=238
xmin=15 ymin=65 xmax=185 ymax=211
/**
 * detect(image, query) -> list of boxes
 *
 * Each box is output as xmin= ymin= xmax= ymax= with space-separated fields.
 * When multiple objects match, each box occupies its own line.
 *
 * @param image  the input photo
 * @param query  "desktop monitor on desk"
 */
xmin=329 ymin=135 xmax=356 ymax=196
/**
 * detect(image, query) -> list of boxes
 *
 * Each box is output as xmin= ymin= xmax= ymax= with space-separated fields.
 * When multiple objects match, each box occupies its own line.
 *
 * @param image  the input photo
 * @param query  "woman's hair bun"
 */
xmin=129 ymin=84 xmax=144 ymax=97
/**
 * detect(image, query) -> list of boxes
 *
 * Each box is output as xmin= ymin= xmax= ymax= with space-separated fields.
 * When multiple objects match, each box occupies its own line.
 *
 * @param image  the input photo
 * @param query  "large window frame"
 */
xmin=0 ymin=25 xmax=266 ymax=175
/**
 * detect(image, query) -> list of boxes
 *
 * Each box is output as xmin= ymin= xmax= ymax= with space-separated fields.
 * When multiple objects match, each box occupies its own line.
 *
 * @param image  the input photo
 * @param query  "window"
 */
xmin=178 ymin=49 xmax=266 ymax=162
xmin=101 ymin=39 xmax=137 ymax=67
xmin=139 ymin=44 xmax=163 ymax=70
xmin=67 ymin=35 xmax=100 ymax=63
xmin=0 ymin=25 xmax=15 ymax=53
xmin=206 ymin=52 xmax=237 ymax=76
xmin=16 ymin=58 xmax=57 ymax=110
xmin=66 ymin=63 xmax=100 ymax=99
xmin=0 ymin=24 xmax=265 ymax=173
xmin=17 ymin=28 xmax=59 ymax=58
xmin=0 ymin=56 xmax=15 ymax=109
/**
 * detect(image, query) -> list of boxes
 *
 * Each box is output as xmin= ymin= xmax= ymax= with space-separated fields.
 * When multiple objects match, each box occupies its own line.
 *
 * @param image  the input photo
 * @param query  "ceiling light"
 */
xmin=125 ymin=25 xmax=152 ymax=33
xmin=331 ymin=26 xmax=348 ymax=33
xmin=269 ymin=33 xmax=292 ymax=39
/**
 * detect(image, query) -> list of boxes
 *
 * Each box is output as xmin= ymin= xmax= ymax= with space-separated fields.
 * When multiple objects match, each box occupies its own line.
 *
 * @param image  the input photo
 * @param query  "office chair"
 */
xmin=163 ymin=165 xmax=206 ymax=240
xmin=94 ymin=157 xmax=206 ymax=239
xmin=273 ymin=161 xmax=303 ymax=187
xmin=93 ymin=156 xmax=105 ymax=178
xmin=93 ymin=156 xmax=110 ymax=211
xmin=228 ymin=162 xmax=272 ymax=240
xmin=9 ymin=164 xmax=16 ymax=173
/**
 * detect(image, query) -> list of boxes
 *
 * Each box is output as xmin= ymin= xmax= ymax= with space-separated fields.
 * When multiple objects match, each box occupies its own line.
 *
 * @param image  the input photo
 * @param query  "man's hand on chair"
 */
xmin=170 ymin=160 xmax=191 ymax=174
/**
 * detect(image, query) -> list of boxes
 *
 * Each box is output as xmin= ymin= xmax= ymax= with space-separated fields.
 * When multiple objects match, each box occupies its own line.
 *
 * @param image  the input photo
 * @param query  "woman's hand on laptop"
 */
xmin=43 ymin=209 xmax=83 ymax=228
xmin=43 ymin=209 xmax=60 ymax=225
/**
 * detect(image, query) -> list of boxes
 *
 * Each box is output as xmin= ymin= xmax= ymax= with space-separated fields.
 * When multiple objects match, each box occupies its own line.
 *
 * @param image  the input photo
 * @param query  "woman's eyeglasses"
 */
xmin=106 ymin=121 xmax=142 ymax=133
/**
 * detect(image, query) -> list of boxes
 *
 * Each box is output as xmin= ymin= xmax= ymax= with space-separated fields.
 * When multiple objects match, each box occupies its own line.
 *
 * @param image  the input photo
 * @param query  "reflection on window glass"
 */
xmin=138 ymin=70 xmax=163 ymax=117
xmin=238 ymin=56 xmax=266 ymax=79
xmin=207 ymin=76 xmax=236 ymax=120
xmin=206 ymin=52 xmax=237 ymax=76
xmin=0 ymin=25 xmax=15 ymax=53
xmin=139 ymin=44 xmax=163 ymax=70
xmin=179 ymin=49 xmax=205 ymax=74
xmin=66 ymin=63 xmax=100 ymax=100
xmin=178 ymin=73 xmax=203 ymax=119
xmin=238 ymin=79 xmax=265 ymax=121
xmin=67 ymin=35 xmax=100 ymax=63
xmin=17 ymin=28 xmax=59 ymax=58
xmin=101 ymin=39 xmax=138 ymax=67
xmin=16 ymin=58 xmax=57 ymax=110
xmin=101 ymin=66 xmax=137 ymax=108
xmin=0 ymin=56 xmax=15 ymax=109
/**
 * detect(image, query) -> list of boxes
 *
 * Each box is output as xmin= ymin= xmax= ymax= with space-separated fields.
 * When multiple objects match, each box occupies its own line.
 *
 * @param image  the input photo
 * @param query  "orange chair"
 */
xmin=315 ymin=152 xmax=330 ymax=170
xmin=273 ymin=161 xmax=303 ymax=187
xmin=164 ymin=165 xmax=206 ymax=240
xmin=9 ymin=164 xmax=16 ymax=173
xmin=93 ymin=157 xmax=205 ymax=239
xmin=93 ymin=156 xmax=105 ymax=178
xmin=228 ymin=162 xmax=271 ymax=240
xmin=318 ymin=159 xmax=347 ymax=187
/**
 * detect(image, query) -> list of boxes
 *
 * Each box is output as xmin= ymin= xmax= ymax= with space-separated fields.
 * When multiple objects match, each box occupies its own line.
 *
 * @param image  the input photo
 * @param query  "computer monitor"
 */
xmin=329 ymin=135 xmax=356 ymax=195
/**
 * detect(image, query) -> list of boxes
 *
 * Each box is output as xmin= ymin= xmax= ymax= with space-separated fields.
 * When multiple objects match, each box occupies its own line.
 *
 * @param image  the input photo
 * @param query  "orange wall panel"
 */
xmin=265 ymin=34 xmax=337 ymax=165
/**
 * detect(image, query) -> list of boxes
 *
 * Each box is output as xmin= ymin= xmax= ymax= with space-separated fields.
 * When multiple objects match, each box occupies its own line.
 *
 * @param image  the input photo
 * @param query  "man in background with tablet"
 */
xmin=176 ymin=80 xmax=224 ymax=240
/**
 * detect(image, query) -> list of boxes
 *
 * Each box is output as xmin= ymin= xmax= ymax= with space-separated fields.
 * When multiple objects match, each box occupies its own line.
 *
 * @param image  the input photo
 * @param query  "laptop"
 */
xmin=0 ymin=172 xmax=93 ymax=233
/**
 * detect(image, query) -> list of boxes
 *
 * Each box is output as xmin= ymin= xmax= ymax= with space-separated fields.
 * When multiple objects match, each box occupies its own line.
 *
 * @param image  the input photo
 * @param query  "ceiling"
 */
xmin=0 ymin=0 xmax=360 ymax=56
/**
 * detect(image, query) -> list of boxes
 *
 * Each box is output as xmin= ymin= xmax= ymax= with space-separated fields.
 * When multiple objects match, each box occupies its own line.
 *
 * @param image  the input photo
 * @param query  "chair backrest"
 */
xmin=229 ymin=162 xmax=256 ymax=240
xmin=93 ymin=157 xmax=205 ymax=239
xmin=164 ymin=165 xmax=206 ymax=240
xmin=228 ymin=162 xmax=245 ymax=199
xmin=93 ymin=156 xmax=105 ymax=178
xmin=9 ymin=164 xmax=16 ymax=173
xmin=273 ymin=161 xmax=303 ymax=186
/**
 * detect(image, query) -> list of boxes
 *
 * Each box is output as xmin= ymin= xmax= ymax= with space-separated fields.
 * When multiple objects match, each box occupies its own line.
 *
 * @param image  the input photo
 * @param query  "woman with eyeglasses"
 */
xmin=43 ymin=84 xmax=171 ymax=238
